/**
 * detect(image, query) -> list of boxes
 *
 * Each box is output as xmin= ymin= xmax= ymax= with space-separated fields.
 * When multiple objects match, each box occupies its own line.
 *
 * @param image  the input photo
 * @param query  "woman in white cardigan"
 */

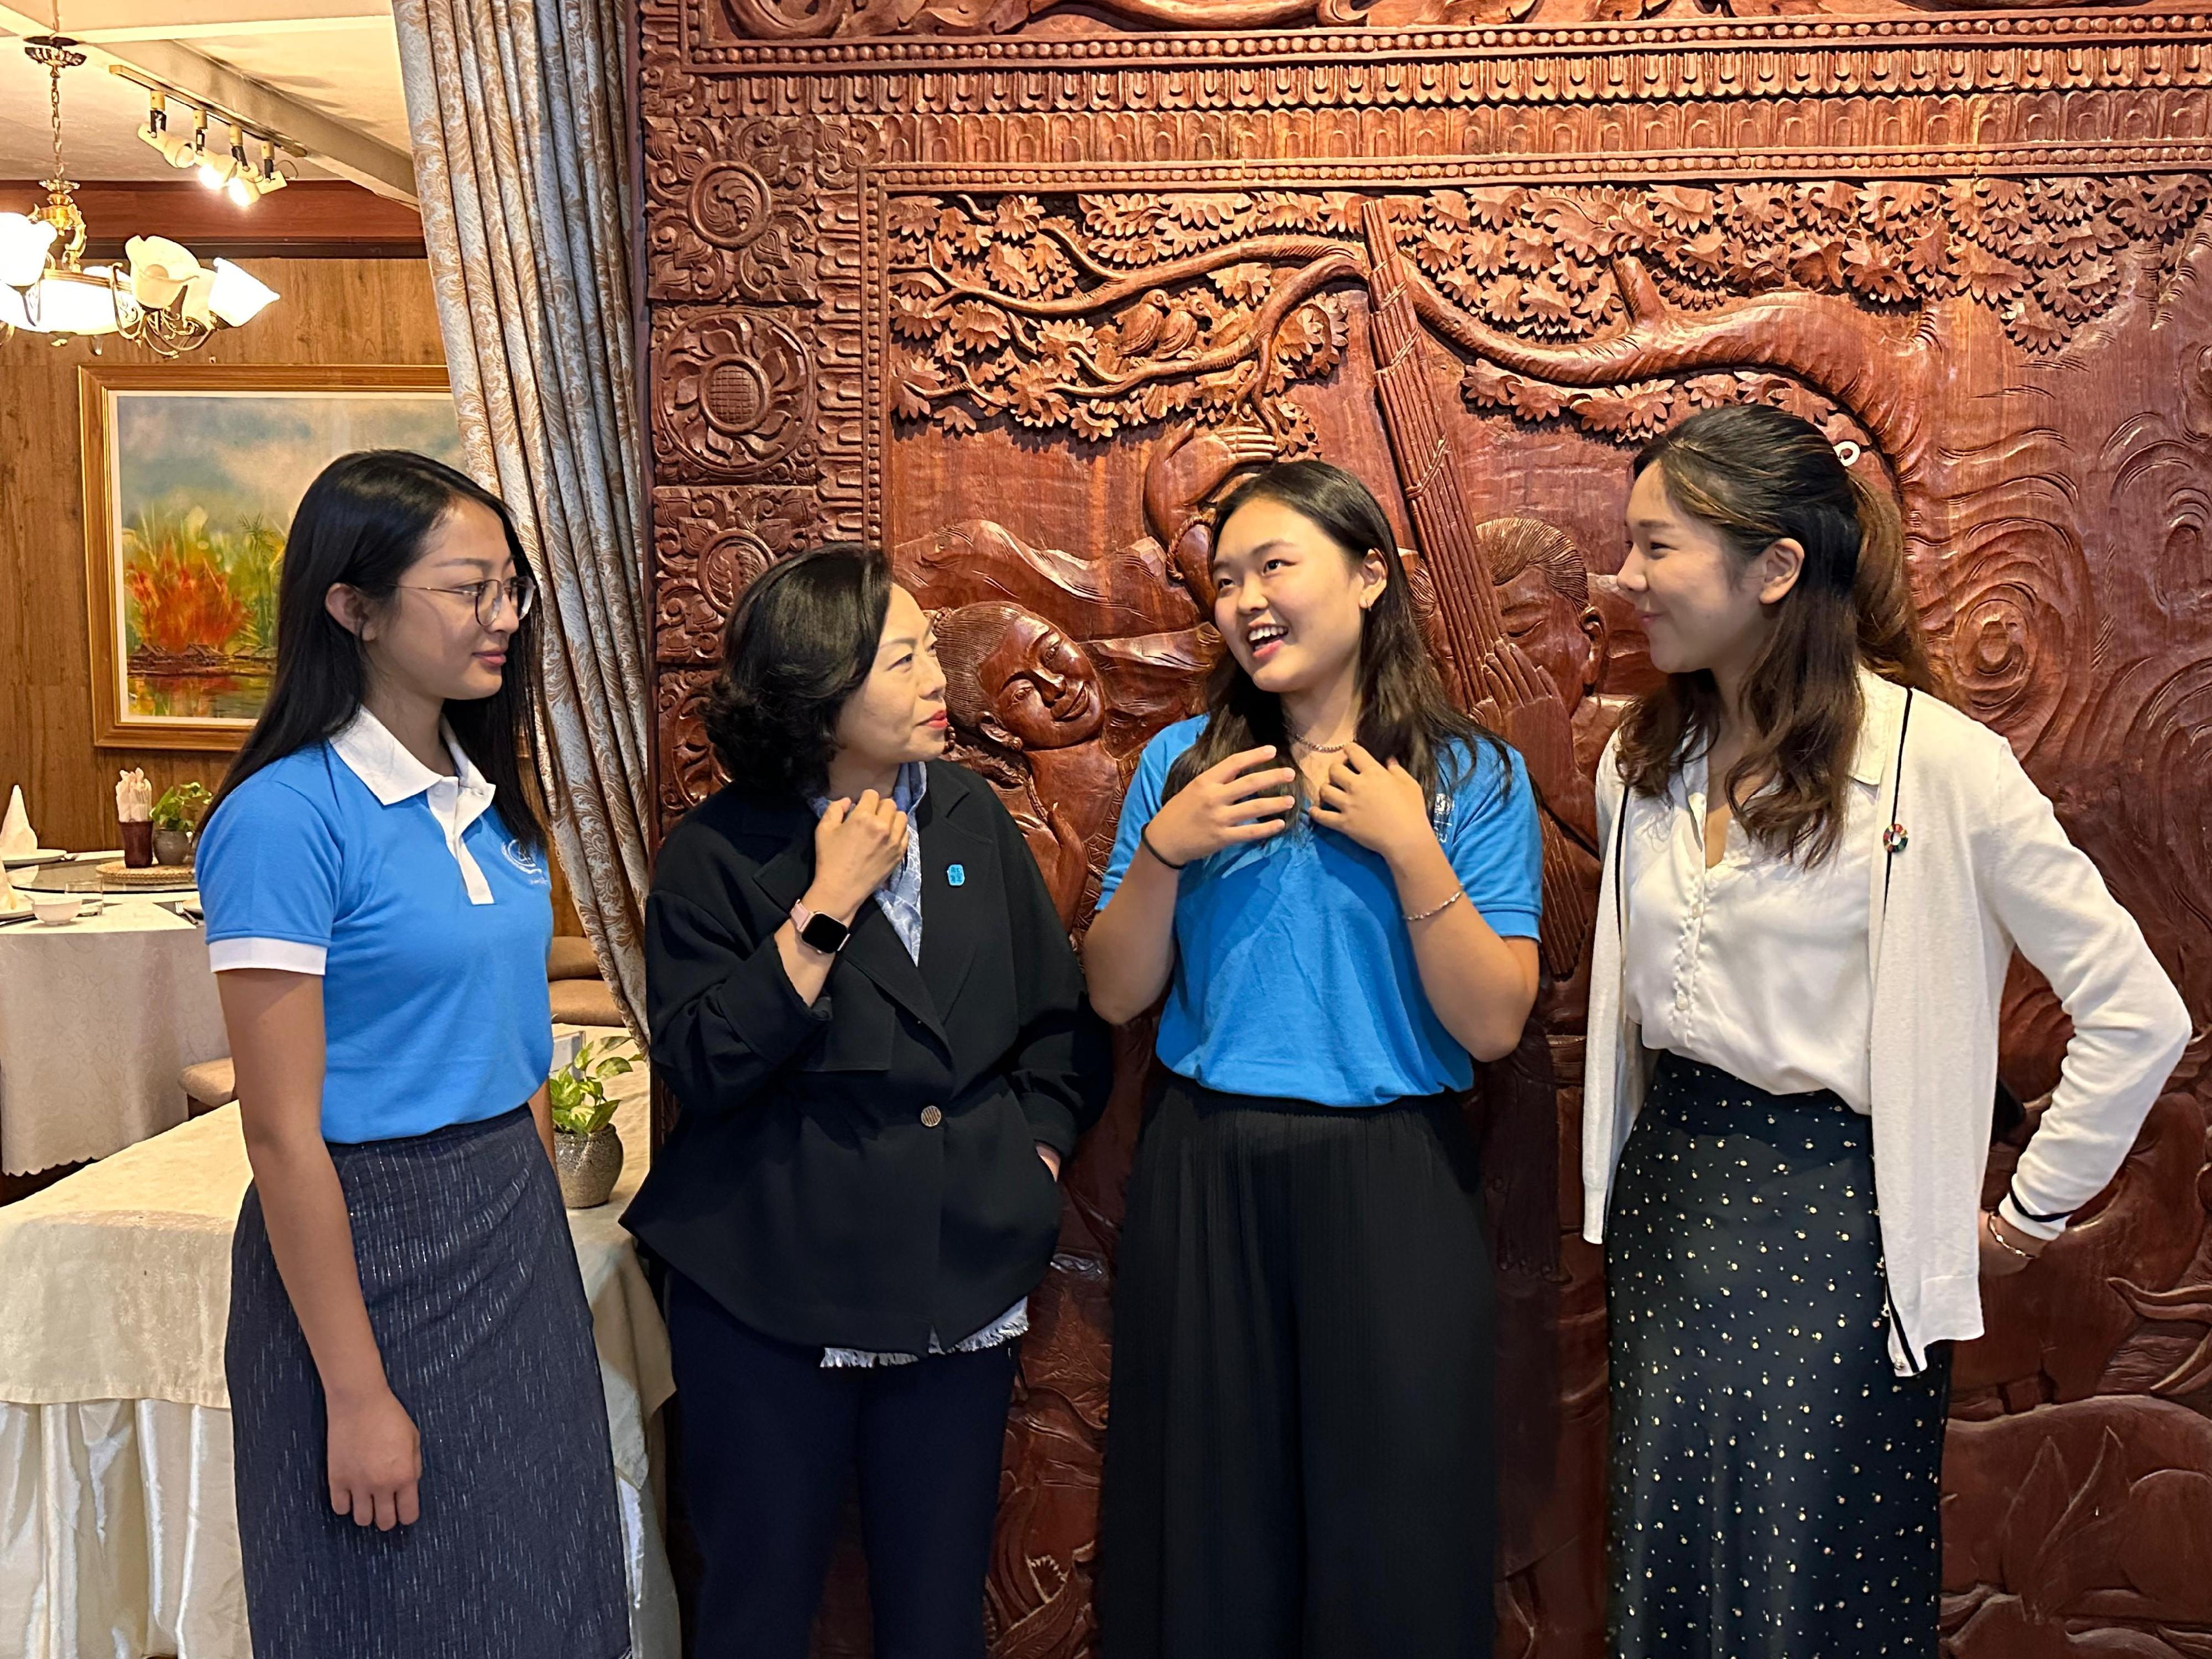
xmin=1584 ymin=403 xmax=2190 ymax=1659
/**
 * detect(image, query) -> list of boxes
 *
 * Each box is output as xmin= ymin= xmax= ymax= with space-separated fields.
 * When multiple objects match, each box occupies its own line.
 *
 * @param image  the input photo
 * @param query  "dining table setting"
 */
xmin=0 ymin=779 xmax=223 ymax=1178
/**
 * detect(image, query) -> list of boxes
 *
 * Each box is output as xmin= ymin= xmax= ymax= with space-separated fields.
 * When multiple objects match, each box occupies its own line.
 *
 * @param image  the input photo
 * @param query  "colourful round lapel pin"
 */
xmin=1882 ymin=823 xmax=1909 ymax=854
xmin=946 ymin=863 xmax=966 ymax=887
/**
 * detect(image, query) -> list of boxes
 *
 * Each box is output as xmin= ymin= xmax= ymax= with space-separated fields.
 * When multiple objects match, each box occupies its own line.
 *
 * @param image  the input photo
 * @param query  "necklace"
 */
xmin=1287 ymin=724 xmax=1350 ymax=754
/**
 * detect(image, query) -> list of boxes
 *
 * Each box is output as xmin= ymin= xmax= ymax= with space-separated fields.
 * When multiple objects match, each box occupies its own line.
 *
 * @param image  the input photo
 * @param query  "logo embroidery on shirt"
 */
xmin=502 ymin=837 xmax=549 ymax=882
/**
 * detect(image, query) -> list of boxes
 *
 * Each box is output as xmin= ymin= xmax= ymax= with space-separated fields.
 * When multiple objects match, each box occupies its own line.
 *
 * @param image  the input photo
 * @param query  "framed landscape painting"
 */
xmin=80 ymin=364 xmax=465 ymax=749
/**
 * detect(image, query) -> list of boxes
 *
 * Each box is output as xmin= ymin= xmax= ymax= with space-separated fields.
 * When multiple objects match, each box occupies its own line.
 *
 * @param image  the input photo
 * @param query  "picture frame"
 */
xmin=79 ymin=363 xmax=465 ymax=750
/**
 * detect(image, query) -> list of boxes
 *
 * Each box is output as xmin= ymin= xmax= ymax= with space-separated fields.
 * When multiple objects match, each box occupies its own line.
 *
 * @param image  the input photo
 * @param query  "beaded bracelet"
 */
xmin=1404 ymin=888 xmax=1465 ymax=925
xmin=1985 ymin=1210 xmax=2038 ymax=1264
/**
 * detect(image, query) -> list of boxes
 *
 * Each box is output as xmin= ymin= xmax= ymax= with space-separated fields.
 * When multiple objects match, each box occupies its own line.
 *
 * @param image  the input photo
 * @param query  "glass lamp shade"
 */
xmin=0 ymin=212 xmax=58 ymax=288
xmin=124 ymin=235 xmax=204 ymax=309
xmin=0 ymin=266 xmax=121 ymax=335
xmin=207 ymin=259 xmax=277 ymax=326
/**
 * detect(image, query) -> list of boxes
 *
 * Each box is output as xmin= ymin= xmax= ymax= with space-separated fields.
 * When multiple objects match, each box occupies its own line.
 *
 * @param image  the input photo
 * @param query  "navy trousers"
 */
xmin=665 ymin=1270 xmax=1017 ymax=1659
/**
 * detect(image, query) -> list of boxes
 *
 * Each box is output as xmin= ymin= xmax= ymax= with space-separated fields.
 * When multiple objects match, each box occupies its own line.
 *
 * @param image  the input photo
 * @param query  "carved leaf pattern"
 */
xmin=882 ymin=176 xmax=2211 ymax=453
xmin=886 ymin=190 xmax=1363 ymax=450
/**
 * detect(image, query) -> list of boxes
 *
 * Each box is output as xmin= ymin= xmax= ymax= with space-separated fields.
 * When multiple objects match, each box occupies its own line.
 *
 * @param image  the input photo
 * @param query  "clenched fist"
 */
xmin=808 ymin=790 xmax=908 ymax=921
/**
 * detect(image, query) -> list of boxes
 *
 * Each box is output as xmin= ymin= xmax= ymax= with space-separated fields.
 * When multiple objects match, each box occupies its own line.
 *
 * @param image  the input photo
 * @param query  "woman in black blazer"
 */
xmin=624 ymin=542 xmax=1107 ymax=1659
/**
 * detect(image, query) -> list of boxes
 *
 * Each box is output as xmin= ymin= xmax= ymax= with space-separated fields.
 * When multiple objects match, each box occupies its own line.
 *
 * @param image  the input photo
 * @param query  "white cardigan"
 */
xmin=1583 ymin=671 xmax=2192 ymax=1374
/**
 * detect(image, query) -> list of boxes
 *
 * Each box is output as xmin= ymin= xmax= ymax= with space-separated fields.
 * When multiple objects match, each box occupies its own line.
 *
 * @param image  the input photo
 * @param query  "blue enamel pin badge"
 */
xmin=947 ymin=864 xmax=966 ymax=887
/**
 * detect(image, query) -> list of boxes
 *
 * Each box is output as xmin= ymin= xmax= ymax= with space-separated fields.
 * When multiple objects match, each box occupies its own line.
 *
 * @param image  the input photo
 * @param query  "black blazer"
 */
xmin=623 ymin=760 xmax=1108 ymax=1352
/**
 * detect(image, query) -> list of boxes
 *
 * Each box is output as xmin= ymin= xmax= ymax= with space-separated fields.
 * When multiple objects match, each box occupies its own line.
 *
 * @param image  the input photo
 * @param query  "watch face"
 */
xmin=801 ymin=912 xmax=850 ymax=952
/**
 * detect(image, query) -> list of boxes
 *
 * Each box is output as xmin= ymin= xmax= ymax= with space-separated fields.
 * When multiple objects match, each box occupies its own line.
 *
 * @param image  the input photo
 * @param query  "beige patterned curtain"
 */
xmin=394 ymin=0 xmax=653 ymax=1035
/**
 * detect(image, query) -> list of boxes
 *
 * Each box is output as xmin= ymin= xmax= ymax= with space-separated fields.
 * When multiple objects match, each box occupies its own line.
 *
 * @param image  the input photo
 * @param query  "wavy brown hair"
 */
xmin=1165 ymin=460 xmax=1504 ymax=807
xmin=1615 ymin=404 xmax=1942 ymax=864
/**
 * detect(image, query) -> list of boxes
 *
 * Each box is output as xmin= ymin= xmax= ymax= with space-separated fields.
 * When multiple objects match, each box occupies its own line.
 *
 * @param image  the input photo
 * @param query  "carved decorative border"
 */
xmin=684 ymin=7 xmax=2212 ymax=74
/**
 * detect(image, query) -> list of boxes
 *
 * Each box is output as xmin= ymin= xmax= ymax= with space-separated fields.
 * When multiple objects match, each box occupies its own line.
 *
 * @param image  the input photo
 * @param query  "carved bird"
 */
xmin=1117 ymin=290 xmax=1170 ymax=358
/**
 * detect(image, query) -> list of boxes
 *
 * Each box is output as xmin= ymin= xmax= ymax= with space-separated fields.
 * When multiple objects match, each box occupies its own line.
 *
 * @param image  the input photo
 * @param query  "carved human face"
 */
xmin=1497 ymin=563 xmax=1604 ymax=712
xmin=1211 ymin=495 xmax=1386 ymax=700
xmin=831 ymin=584 xmax=948 ymax=780
xmin=1617 ymin=464 xmax=1802 ymax=684
xmin=978 ymin=612 xmax=1104 ymax=752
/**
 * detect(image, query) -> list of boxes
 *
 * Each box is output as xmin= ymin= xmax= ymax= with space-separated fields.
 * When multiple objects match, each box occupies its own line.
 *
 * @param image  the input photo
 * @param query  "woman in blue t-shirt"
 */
xmin=195 ymin=451 xmax=627 ymax=1658
xmin=1087 ymin=460 xmax=1543 ymax=1658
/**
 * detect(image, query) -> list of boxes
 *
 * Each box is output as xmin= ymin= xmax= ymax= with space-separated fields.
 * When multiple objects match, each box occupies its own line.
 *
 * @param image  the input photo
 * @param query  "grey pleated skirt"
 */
xmin=227 ymin=1104 xmax=631 ymax=1659
xmin=1605 ymin=1053 xmax=1952 ymax=1659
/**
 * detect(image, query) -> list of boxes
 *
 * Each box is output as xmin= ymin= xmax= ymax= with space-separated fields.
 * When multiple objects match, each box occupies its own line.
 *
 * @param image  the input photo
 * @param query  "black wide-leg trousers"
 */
xmin=1100 ymin=1076 xmax=1496 ymax=1659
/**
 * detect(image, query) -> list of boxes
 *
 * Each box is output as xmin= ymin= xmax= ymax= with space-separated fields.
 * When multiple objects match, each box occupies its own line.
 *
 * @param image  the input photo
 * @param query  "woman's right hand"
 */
xmin=326 ymin=1385 xmax=421 ymax=1530
xmin=1142 ymin=747 xmax=1298 ymax=867
xmin=808 ymin=790 xmax=909 ymax=920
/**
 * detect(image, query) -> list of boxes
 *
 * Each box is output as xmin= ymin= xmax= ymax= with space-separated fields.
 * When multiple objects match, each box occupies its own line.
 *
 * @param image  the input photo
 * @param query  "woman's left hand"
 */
xmin=1036 ymin=1144 xmax=1062 ymax=1181
xmin=1978 ymin=1208 xmax=2043 ymax=1277
xmin=1310 ymin=743 xmax=1437 ymax=866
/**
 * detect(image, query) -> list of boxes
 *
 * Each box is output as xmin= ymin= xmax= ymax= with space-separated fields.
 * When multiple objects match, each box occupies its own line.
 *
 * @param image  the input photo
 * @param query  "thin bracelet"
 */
xmin=1985 ymin=1211 xmax=2038 ymax=1264
xmin=1404 ymin=888 xmax=1465 ymax=925
xmin=1140 ymin=823 xmax=1189 ymax=871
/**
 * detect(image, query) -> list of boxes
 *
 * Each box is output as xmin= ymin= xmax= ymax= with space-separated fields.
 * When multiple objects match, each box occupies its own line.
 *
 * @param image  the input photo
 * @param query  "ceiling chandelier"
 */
xmin=0 ymin=17 xmax=279 ymax=354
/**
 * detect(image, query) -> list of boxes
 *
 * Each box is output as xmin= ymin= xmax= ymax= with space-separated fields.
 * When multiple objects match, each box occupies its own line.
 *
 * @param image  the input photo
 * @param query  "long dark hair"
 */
xmin=207 ymin=450 xmax=546 ymax=849
xmin=1614 ymin=404 xmax=1941 ymax=863
xmin=1164 ymin=460 xmax=1501 ymax=806
xmin=703 ymin=542 xmax=893 ymax=799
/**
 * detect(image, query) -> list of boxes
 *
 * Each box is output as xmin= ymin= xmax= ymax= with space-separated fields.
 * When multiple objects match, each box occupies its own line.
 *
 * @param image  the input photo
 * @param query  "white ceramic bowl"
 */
xmin=30 ymin=895 xmax=83 ymax=926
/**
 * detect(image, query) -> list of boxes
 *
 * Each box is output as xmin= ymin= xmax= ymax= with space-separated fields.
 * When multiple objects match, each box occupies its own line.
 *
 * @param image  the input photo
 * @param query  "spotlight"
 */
xmin=173 ymin=108 xmax=209 ymax=172
xmin=196 ymin=123 xmax=239 ymax=190
xmin=135 ymin=92 xmax=170 ymax=159
xmin=253 ymin=141 xmax=289 ymax=196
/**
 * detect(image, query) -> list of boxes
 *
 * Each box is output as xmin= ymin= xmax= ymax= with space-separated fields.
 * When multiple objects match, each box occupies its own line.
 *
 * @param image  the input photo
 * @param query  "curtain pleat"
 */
xmin=395 ymin=0 xmax=653 ymax=1036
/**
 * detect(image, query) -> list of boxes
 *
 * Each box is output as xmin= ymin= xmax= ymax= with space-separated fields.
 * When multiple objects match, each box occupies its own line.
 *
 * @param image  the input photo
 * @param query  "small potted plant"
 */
xmin=151 ymin=780 xmax=212 ymax=868
xmin=549 ymin=1036 xmax=636 ymax=1208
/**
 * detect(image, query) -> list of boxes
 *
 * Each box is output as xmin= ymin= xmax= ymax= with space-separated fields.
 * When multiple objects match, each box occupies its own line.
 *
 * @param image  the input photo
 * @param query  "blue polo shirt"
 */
xmin=196 ymin=711 xmax=555 ymax=1144
xmin=1098 ymin=717 xmax=1542 ymax=1107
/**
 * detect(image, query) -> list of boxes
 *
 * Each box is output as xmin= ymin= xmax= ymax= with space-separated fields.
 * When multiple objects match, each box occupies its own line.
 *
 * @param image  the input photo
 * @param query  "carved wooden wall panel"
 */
xmin=641 ymin=4 xmax=2212 ymax=1653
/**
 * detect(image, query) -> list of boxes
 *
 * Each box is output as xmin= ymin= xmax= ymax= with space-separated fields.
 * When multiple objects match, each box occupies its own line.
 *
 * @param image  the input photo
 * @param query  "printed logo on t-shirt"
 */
xmin=1430 ymin=791 xmax=1454 ymax=837
xmin=502 ymin=837 xmax=550 ymax=884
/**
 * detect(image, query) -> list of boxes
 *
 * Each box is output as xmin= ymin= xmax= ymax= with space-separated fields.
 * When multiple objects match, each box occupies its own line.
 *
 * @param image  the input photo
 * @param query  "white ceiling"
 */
xmin=0 ymin=0 xmax=409 ymax=193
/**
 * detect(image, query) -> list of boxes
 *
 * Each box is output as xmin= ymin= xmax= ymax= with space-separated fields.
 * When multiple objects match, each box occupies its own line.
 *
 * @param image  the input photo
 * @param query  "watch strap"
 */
xmin=790 ymin=899 xmax=851 ymax=954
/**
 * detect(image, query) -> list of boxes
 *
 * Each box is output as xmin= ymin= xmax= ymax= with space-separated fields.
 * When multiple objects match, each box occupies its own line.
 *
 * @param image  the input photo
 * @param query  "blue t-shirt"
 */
xmin=196 ymin=727 xmax=555 ymax=1144
xmin=1098 ymin=717 xmax=1542 ymax=1106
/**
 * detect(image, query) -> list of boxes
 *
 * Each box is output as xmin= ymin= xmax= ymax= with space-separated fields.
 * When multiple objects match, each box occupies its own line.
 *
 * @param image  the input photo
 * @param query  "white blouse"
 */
xmin=1621 ymin=748 xmax=1879 ymax=1112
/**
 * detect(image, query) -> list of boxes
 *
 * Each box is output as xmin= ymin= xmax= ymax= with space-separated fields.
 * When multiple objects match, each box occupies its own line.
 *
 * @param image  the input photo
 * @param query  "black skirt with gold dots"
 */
xmin=1604 ymin=1052 xmax=1952 ymax=1659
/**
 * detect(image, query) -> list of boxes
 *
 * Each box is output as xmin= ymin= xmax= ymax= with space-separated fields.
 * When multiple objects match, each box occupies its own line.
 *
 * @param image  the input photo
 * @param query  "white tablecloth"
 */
xmin=0 ymin=1030 xmax=676 ymax=1658
xmin=0 ymin=900 xmax=227 ymax=1175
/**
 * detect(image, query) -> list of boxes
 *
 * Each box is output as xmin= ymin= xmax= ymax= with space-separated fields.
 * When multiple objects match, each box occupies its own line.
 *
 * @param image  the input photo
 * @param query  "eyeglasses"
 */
xmin=396 ymin=577 xmax=536 ymax=627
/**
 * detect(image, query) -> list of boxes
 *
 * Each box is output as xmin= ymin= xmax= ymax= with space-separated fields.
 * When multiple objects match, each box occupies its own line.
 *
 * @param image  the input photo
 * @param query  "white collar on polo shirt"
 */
xmin=330 ymin=708 xmax=500 ymax=905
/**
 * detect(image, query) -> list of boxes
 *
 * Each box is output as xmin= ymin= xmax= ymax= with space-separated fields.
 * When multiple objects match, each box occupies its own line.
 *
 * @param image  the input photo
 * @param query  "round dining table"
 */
xmin=0 ymin=884 xmax=225 ymax=1176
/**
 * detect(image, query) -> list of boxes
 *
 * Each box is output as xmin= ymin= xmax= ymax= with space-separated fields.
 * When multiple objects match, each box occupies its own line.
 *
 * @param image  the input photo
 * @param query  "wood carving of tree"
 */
xmin=891 ymin=177 xmax=2211 ymax=465
xmin=887 ymin=191 xmax=1366 ymax=452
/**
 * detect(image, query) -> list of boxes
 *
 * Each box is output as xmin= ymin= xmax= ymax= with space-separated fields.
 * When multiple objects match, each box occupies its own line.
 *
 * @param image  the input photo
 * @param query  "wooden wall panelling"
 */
xmin=0 ymin=259 xmax=448 ymax=854
xmin=0 ymin=180 xmax=426 ymax=260
xmin=640 ymin=4 xmax=2212 ymax=1654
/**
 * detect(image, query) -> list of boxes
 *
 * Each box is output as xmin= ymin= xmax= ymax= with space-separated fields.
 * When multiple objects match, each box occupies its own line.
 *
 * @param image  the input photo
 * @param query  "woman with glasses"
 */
xmin=195 ymin=450 xmax=629 ymax=1658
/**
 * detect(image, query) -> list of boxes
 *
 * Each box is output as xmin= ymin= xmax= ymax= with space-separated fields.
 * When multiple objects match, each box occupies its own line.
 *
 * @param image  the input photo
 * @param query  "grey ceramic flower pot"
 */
xmin=554 ymin=1125 xmax=624 ymax=1209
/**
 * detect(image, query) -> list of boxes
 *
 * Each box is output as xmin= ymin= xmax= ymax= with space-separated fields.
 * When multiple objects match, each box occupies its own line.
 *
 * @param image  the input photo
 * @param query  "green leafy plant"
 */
xmin=549 ymin=1037 xmax=636 ymax=1137
xmin=152 ymin=781 xmax=212 ymax=833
